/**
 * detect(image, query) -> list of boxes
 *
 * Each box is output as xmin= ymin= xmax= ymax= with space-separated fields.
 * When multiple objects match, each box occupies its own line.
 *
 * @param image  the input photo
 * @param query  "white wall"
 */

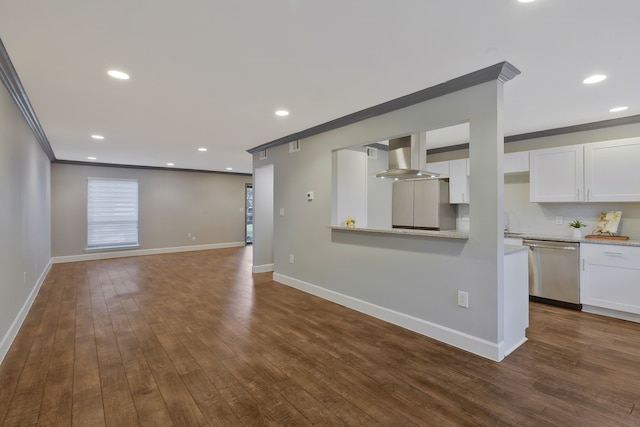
xmin=429 ymin=121 xmax=640 ymax=239
xmin=253 ymin=164 xmax=274 ymax=272
xmin=335 ymin=149 xmax=367 ymax=227
xmin=254 ymin=78 xmax=513 ymax=360
xmin=0 ymin=85 xmax=51 ymax=363
xmin=505 ymin=173 xmax=640 ymax=239
xmin=51 ymin=163 xmax=252 ymax=258
xmin=366 ymin=150 xmax=392 ymax=229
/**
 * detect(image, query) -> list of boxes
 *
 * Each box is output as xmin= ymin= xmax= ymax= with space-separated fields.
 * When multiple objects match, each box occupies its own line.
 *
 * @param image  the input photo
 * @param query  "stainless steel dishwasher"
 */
xmin=523 ymin=239 xmax=581 ymax=310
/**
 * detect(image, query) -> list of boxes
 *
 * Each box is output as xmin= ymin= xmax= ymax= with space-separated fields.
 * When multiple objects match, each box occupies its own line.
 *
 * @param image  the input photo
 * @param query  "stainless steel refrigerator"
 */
xmin=392 ymin=179 xmax=456 ymax=230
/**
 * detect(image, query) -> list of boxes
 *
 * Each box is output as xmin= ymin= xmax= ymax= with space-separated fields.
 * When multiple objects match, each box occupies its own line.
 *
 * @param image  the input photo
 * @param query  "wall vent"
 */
xmin=289 ymin=140 xmax=301 ymax=153
xmin=366 ymin=147 xmax=378 ymax=159
xmin=258 ymin=149 xmax=268 ymax=160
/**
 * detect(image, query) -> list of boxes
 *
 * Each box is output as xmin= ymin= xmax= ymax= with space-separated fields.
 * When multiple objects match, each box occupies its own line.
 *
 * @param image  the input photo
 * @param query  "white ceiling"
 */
xmin=1 ymin=0 xmax=638 ymax=174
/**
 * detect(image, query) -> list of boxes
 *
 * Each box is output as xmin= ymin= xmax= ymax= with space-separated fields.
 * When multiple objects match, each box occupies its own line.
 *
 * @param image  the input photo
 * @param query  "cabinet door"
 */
xmin=392 ymin=181 xmax=414 ymax=227
xmin=504 ymin=151 xmax=529 ymax=174
xmin=413 ymin=180 xmax=438 ymax=228
xmin=584 ymin=137 xmax=640 ymax=202
xmin=449 ymin=158 xmax=469 ymax=204
xmin=529 ymin=145 xmax=584 ymax=202
xmin=581 ymin=244 xmax=640 ymax=314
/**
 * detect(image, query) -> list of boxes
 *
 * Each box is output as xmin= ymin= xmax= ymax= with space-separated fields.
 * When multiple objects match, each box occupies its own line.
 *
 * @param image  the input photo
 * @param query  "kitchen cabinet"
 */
xmin=449 ymin=158 xmax=470 ymax=204
xmin=529 ymin=137 xmax=640 ymax=202
xmin=504 ymin=151 xmax=529 ymax=174
xmin=392 ymin=180 xmax=456 ymax=230
xmin=584 ymin=137 xmax=640 ymax=202
xmin=580 ymin=243 xmax=640 ymax=316
xmin=529 ymin=144 xmax=583 ymax=202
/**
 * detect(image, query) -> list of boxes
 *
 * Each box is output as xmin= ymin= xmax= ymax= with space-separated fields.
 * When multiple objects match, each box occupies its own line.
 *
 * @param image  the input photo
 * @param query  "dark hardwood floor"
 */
xmin=1 ymin=246 xmax=639 ymax=426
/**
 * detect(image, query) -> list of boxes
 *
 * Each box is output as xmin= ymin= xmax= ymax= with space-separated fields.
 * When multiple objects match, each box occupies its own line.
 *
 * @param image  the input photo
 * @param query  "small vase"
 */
xmin=571 ymin=228 xmax=582 ymax=239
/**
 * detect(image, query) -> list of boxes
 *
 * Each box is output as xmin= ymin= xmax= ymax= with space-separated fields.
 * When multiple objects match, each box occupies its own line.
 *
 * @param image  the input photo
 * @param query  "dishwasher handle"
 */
xmin=524 ymin=242 xmax=577 ymax=251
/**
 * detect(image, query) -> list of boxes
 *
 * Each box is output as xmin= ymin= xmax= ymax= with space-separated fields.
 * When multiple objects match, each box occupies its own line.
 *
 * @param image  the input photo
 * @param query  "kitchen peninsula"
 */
xmin=250 ymin=62 xmax=527 ymax=361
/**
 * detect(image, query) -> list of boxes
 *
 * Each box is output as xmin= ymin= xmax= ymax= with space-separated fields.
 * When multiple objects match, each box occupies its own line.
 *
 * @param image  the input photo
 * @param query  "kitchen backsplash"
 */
xmin=504 ymin=174 xmax=640 ymax=239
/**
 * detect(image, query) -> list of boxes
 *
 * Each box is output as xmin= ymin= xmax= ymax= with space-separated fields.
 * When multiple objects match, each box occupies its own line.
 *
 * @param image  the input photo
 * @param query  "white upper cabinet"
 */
xmin=530 ymin=138 xmax=640 ymax=203
xmin=504 ymin=151 xmax=529 ymax=174
xmin=584 ymin=137 xmax=640 ymax=202
xmin=449 ymin=158 xmax=470 ymax=204
xmin=529 ymin=144 xmax=584 ymax=202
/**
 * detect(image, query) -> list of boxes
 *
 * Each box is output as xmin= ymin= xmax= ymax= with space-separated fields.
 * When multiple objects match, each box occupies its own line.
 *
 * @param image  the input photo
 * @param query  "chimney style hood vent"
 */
xmin=375 ymin=134 xmax=440 ymax=180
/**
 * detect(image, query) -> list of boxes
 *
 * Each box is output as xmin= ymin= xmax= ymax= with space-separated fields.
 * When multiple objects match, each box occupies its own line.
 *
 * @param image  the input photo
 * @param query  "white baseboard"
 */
xmin=51 ymin=242 xmax=246 ymax=263
xmin=499 ymin=337 xmax=528 ymax=360
xmin=0 ymin=261 xmax=52 ymax=365
xmin=273 ymin=272 xmax=502 ymax=362
xmin=252 ymin=263 xmax=274 ymax=274
xmin=582 ymin=305 xmax=640 ymax=323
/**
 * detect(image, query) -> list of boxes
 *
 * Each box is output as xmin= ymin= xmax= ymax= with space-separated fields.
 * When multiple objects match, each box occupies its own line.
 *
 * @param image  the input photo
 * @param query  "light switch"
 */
xmin=280 ymin=208 xmax=285 ymax=216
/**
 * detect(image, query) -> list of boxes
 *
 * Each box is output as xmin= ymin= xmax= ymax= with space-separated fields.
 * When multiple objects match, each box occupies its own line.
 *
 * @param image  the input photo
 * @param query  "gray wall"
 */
xmin=254 ymin=79 xmax=508 ymax=349
xmin=51 ymin=163 xmax=252 ymax=257
xmin=0 ymin=84 xmax=51 ymax=358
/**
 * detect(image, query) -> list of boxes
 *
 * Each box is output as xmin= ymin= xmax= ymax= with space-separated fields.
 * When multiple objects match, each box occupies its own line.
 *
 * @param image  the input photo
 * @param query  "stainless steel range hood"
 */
xmin=375 ymin=134 xmax=440 ymax=179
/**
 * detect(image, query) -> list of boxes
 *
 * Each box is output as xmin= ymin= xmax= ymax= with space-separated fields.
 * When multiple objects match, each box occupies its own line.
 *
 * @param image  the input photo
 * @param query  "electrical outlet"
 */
xmin=457 ymin=291 xmax=469 ymax=308
xmin=555 ymin=216 xmax=563 ymax=225
xmin=280 ymin=208 xmax=285 ymax=216
xmin=192 ymin=236 xmax=196 ymax=241
xmin=289 ymin=254 xmax=294 ymax=264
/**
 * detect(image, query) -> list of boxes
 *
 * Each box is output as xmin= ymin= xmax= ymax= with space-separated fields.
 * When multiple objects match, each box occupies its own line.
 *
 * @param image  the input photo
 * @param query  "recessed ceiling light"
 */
xmin=609 ymin=106 xmax=628 ymax=113
xmin=107 ymin=70 xmax=130 ymax=80
xmin=517 ymin=0 xmax=536 ymax=3
xmin=198 ymin=147 xmax=208 ymax=152
xmin=275 ymin=110 xmax=289 ymax=117
xmin=583 ymin=74 xmax=607 ymax=84
xmin=166 ymin=162 xmax=175 ymax=166
xmin=91 ymin=134 xmax=105 ymax=140
xmin=87 ymin=156 xmax=97 ymax=160
xmin=226 ymin=167 xmax=233 ymax=171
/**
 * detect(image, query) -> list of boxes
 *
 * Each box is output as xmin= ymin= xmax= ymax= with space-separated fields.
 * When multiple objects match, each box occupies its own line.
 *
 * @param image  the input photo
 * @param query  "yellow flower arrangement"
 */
xmin=346 ymin=216 xmax=356 ymax=228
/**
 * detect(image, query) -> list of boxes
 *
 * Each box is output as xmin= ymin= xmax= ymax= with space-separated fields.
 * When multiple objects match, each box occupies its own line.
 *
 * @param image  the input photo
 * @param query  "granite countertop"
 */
xmin=504 ymin=232 xmax=640 ymax=248
xmin=329 ymin=226 xmax=469 ymax=240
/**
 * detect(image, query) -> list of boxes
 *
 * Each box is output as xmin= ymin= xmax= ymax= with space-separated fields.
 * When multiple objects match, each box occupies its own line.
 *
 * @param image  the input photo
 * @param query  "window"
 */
xmin=87 ymin=178 xmax=139 ymax=249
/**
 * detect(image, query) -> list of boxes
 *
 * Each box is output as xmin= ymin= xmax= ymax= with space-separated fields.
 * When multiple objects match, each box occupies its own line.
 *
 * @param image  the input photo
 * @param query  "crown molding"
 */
xmin=248 ymin=61 xmax=520 ymax=154
xmin=0 ymin=38 xmax=56 ymax=161
xmin=52 ymin=159 xmax=252 ymax=176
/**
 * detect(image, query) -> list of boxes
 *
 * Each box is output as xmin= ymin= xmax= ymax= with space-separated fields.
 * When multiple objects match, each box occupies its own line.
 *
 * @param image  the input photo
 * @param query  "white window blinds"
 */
xmin=87 ymin=178 xmax=139 ymax=249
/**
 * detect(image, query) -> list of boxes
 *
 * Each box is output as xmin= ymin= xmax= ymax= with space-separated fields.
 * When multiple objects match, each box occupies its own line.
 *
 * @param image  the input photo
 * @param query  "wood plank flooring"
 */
xmin=1 ymin=246 xmax=640 ymax=426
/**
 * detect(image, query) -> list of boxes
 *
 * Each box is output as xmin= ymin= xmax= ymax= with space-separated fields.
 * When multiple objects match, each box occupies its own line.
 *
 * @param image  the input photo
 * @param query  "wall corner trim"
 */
xmin=273 ymin=272 xmax=504 ymax=362
xmin=0 ymin=38 xmax=56 ymax=161
xmin=0 ymin=261 xmax=52 ymax=366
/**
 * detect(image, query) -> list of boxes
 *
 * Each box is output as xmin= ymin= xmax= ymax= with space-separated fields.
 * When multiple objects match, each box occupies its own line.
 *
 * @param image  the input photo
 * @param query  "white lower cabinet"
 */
xmin=580 ymin=243 xmax=640 ymax=315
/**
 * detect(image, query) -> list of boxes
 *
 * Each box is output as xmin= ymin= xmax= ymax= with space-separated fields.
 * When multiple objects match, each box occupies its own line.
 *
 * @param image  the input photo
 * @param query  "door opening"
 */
xmin=245 ymin=184 xmax=253 ymax=245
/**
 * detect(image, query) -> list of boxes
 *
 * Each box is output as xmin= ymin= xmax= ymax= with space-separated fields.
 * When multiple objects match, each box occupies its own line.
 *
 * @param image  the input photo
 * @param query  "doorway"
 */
xmin=245 ymin=184 xmax=253 ymax=244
